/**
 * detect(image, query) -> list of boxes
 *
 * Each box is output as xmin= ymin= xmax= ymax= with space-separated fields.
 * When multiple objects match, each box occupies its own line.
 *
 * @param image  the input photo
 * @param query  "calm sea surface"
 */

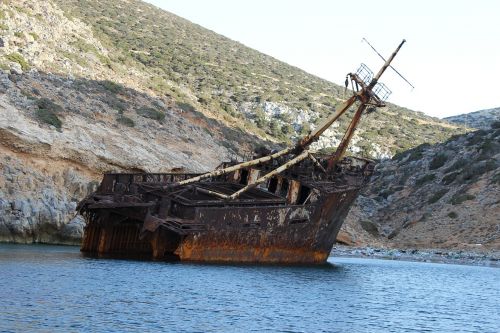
xmin=0 ymin=244 xmax=498 ymax=333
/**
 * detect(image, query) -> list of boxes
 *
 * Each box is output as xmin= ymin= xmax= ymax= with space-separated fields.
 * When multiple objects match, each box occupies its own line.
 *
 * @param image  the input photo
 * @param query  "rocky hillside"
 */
xmin=1 ymin=0 xmax=465 ymax=159
xmin=0 ymin=69 xmax=260 ymax=243
xmin=0 ymin=0 xmax=469 ymax=245
xmin=341 ymin=122 xmax=500 ymax=250
xmin=444 ymin=107 xmax=500 ymax=130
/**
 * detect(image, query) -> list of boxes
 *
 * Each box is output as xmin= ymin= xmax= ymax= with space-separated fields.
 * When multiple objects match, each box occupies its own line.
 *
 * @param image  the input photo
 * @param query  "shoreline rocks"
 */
xmin=331 ymin=245 xmax=500 ymax=267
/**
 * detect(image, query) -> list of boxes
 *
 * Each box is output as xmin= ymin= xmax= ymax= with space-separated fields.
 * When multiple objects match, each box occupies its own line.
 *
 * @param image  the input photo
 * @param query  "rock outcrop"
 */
xmin=0 ymin=69 xmax=256 ymax=244
xmin=342 ymin=123 xmax=500 ymax=250
xmin=445 ymin=107 xmax=500 ymax=130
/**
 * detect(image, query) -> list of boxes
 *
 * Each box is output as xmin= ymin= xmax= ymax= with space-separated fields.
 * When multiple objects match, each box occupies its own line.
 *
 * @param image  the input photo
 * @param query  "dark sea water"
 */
xmin=0 ymin=244 xmax=499 ymax=333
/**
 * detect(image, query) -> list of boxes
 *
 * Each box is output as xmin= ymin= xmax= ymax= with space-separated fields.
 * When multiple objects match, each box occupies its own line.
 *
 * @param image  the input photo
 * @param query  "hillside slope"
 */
xmin=444 ymin=107 xmax=500 ymax=130
xmin=342 ymin=122 xmax=500 ymax=250
xmin=2 ymin=0 xmax=465 ymax=159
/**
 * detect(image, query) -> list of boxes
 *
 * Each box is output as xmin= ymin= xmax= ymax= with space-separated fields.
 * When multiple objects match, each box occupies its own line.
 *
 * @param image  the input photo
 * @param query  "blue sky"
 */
xmin=145 ymin=0 xmax=499 ymax=118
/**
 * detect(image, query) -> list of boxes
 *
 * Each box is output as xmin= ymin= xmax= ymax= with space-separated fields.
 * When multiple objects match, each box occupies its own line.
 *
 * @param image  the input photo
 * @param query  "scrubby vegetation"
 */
xmin=136 ymin=107 xmax=165 ymax=122
xmin=53 ymin=0 xmax=466 ymax=155
xmin=449 ymin=193 xmax=475 ymax=205
xmin=444 ymin=158 xmax=468 ymax=174
xmin=428 ymin=188 xmax=449 ymax=204
xmin=441 ymin=172 xmax=459 ymax=185
xmin=5 ymin=52 xmax=30 ymax=71
xmin=29 ymin=32 xmax=39 ymax=41
xmin=393 ymin=143 xmax=431 ymax=162
xmin=176 ymin=102 xmax=196 ymax=113
xmin=415 ymin=173 xmax=436 ymax=186
xmin=460 ymin=160 xmax=497 ymax=183
xmin=117 ymin=115 xmax=135 ymax=127
xmin=36 ymin=108 xmax=62 ymax=129
xmin=34 ymin=98 xmax=64 ymax=129
xmin=429 ymin=153 xmax=448 ymax=170
xmin=36 ymin=98 xmax=64 ymax=113
xmin=103 ymin=96 xmax=127 ymax=112
xmin=100 ymin=80 xmax=124 ymax=94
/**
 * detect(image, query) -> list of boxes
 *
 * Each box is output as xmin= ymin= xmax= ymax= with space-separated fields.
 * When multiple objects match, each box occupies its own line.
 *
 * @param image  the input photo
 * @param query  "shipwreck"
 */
xmin=77 ymin=40 xmax=407 ymax=264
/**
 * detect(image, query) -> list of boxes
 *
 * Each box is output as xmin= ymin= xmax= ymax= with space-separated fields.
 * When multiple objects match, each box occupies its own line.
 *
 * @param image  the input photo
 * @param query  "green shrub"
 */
xmin=268 ymin=120 xmax=280 ymax=137
xmin=36 ymin=108 xmax=62 ymax=129
xmin=5 ymin=52 xmax=30 ymax=71
xmin=36 ymin=98 xmax=63 ymax=113
xmin=428 ymin=188 xmax=449 ymax=204
xmin=393 ymin=143 xmax=431 ymax=162
xmin=429 ymin=153 xmax=447 ymax=170
xmin=477 ymin=139 xmax=499 ymax=160
xmin=0 ymin=23 xmax=8 ymax=30
xmin=136 ymin=107 xmax=165 ymax=121
xmin=449 ymin=193 xmax=475 ymax=205
xmin=415 ymin=173 xmax=435 ymax=186
xmin=29 ymin=32 xmax=39 ymax=41
xmin=460 ymin=160 xmax=497 ymax=183
xmin=117 ymin=116 xmax=135 ymax=127
xmin=254 ymin=106 xmax=267 ymax=128
xmin=177 ymin=102 xmax=195 ymax=113
xmin=14 ymin=31 xmax=23 ymax=38
xmin=444 ymin=158 xmax=468 ymax=173
xmin=441 ymin=172 xmax=459 ymax=185
xmin=100 ymin=80 xmax=124 ymax=94
xmin=104 ymin=96 xmax=127 ymax=112
xmin=447 ymin=211 xmax=458 ymax=219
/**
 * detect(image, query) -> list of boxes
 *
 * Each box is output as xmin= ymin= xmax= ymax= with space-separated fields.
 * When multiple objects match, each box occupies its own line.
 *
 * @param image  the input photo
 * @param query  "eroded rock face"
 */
xmin=0 ymin=69 xmax=238 ymax=244
xmin=343 ymin=126 xmax=500 ymax=250
xmin=0 ymin=152 xmax=93 ymax=245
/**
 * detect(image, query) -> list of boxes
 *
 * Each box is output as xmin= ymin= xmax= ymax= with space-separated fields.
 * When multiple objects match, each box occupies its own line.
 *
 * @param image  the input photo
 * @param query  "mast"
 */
xmin=170 ymin=40 xmax=407 ymax=199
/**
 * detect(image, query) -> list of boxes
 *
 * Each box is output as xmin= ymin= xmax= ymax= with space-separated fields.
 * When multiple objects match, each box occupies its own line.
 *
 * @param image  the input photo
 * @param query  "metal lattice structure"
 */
xmin=355 ymin=63 xmax=373 ymax=85
xmin=373 ymin=82 xmax=392 ymax=101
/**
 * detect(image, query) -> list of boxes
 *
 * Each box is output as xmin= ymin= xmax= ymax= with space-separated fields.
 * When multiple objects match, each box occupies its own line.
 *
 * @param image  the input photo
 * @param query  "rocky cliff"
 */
xmin=341 ymin=123 xmax=500 ymax=250
xmin=0 ymin=69 xmax=253 ymax=243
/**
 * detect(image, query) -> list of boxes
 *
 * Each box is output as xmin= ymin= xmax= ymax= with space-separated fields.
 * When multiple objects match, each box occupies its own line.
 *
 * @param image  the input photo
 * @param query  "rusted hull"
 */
xmin=78 ymin=155 xmax=374 ymax=264
xmin=80 ymin=188 xmax=360 ymax=264
xmin=177 ymin=243 xmax=330 ymax=264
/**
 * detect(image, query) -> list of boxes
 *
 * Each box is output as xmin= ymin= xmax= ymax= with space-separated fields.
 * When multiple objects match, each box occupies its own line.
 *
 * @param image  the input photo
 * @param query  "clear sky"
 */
xmin=145 ymin=0 xmax=499 ymax=118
